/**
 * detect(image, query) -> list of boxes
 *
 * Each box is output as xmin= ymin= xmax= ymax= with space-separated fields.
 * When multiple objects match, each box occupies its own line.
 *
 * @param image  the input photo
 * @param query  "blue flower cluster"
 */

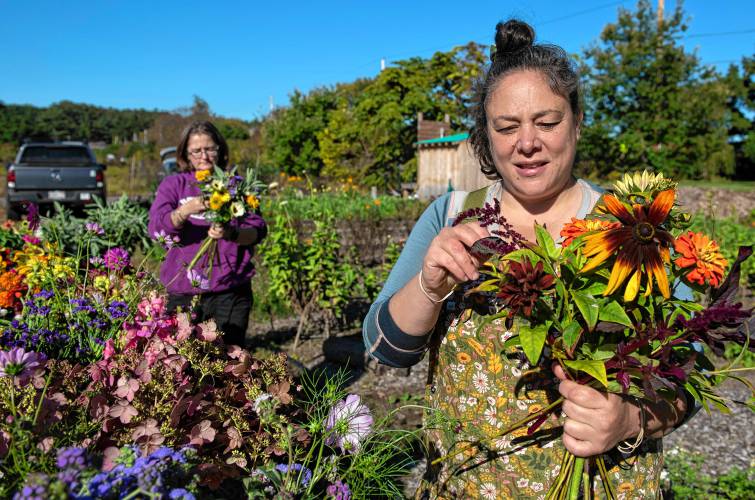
xmin=2 ymin=292 xmax=133 ymax=362
xmin=13 ymin=446 xmax=199 ymax=500
xmin=87 ymin=446 xmax=197 ymax=500
xmin=275 ymin=462 xmax=313 ymax=487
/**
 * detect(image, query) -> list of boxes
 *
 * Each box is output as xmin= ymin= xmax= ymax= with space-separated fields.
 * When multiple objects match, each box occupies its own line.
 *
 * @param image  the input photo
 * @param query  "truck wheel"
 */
xmin=6 ymin=202 xmax=22 ymax=221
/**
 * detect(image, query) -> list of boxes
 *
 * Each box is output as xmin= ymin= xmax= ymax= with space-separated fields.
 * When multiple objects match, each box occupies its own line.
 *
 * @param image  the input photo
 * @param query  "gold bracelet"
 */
xmin=418 ymin=270 xmax=454 ymax=304
xmin=618 ymin=396 xmax=646 ymax=454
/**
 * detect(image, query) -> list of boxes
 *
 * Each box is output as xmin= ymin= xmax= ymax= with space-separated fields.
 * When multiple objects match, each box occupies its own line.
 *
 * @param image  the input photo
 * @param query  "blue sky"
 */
xmin=1 ymin=0 xmax=753 ymax=121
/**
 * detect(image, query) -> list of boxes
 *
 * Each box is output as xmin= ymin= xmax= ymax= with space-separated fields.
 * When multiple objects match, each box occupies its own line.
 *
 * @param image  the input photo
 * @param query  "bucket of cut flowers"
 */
xmin=432 ymin=171 xmax=753 ymax=499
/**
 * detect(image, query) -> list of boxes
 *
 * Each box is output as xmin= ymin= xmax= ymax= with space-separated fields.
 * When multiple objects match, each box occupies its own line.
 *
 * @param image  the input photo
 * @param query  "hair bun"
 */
xmin=492 ymin=20 xmax=534 ymax=62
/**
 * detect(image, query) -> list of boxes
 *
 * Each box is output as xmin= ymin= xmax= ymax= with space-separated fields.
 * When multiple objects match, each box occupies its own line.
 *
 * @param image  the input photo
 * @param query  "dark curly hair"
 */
xmin=469 ymin=19 xmax=582 ymax=178
xmin=175 ymin=121 xmax=230 ymax=172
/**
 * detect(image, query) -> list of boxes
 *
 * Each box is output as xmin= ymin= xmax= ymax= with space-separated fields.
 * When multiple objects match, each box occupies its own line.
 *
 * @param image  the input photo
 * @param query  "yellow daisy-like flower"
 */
xmin=612 ymin=170 xmax=677 ymax=202
xmin=194 ymin=169 xmax=211 ymax=182
xmin=581 ymin=189 xmax=676 ymax=302
xmin=246 ymin=194 xmax=260 ymax=210
xmin=208 ymin=192 xmax=230 ymax=211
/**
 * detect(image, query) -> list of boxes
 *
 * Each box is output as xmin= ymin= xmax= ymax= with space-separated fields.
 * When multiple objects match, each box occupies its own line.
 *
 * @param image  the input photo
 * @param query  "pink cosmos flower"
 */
xmin=325 ymin=394 xmax=373 ymax=454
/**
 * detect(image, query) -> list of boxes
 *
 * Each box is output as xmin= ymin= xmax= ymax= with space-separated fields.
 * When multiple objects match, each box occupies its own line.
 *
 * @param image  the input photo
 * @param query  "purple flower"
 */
xmin=22 ymin=234 xmax=40 ymax=245
xmin=169 ymin=489 xmax=196 ymax=500
xmin=274 ymin=463 xmax=312 ymax=487
xmin=33 ymin=290 xmax=54 ymax=300
xmin=154 ymin=230 xmax=180 ymax=250
xmin=103 ymin=247 xmax=130 ymax=272
xmin=85 ymin=222 xmax=105 ymax=235
xmin=325 ymin=394 xmax=373 ymax=453
xmin=326 ymin=480 xmax=352 ymax=500
xmin=24 ymin=202 xmax=40 ymax=232
xmin=57 ymin=447 xmax=87 ymax=470
xmin=89 ymin=256 xmax=105 ymax=267
xmin=0 ymin=347 xmax=44 ymax=381
xmin=186 ymin=269 xmax=209 ymax=290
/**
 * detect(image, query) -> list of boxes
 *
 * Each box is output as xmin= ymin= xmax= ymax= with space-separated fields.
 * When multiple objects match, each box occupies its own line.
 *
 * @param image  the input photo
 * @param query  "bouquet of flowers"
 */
xmin=186 ymin=165 xmax=265 ymax=288
xmin=439 ymin=171 xmax=753 ymax=499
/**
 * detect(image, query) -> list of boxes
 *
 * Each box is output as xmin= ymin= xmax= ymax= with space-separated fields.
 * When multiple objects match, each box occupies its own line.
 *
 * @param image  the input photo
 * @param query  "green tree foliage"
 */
xmin=579 ymin=0 xmax=735 ymax=180
xmin=318 ymin=43 xmax=486 ymax=187
xmin=0 ymin=100 xmax=158 ymax=144
xmin=722 ymin=56 xmax=755 ymax=178
xmin=261 ymin=87 xmax=342 ymax=177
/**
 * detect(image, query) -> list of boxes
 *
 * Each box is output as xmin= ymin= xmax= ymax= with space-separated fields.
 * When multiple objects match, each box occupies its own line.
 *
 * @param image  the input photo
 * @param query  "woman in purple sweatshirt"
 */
xmin=148 ymin=121 xmax=267 ymax=347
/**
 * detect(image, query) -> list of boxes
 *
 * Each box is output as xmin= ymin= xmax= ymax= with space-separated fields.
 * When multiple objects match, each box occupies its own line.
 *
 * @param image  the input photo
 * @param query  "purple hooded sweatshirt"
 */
xmin=148 ymin=172 xmax=267 ymax=295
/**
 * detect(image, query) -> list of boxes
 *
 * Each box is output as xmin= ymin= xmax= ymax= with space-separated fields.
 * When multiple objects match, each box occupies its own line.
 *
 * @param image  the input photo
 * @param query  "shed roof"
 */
xmin=416 ymin=132 xmax=469 ymax=146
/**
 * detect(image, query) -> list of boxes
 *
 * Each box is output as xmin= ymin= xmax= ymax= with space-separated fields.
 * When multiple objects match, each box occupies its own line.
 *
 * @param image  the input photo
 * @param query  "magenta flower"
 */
xmin=22 ymin=234 xmax=41 ymax=245
xmin=24 ymin=202 xmax=40 ymax=231
xmin=0 ymin=347 xmax=44 ymax=382
xmin=103 ymin=247 xmax=130 ymax=272
xmin=325 ymin=394 xmax=373 ymax=454
xmin=85 ymin=222 xmax=105 ymax=235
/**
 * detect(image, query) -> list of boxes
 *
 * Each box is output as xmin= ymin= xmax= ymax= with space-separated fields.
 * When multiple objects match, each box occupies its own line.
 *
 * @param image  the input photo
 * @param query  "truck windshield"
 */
xmin=20 ymin=146 xmax=92 ymax=164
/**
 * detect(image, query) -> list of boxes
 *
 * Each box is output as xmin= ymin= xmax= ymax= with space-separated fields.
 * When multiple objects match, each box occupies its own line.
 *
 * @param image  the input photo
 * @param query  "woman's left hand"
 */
xmin=208 ymin=222 xmax=226 ymax=240
xmin=553 ymin=363 xmax=641 ymax=457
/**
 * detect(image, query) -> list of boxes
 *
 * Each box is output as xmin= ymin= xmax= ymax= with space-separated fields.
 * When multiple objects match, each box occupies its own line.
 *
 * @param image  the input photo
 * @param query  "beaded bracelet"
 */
xmin=418 ymin=270 xmax=454 ymax=304
xmin=618 ymin=396 xmax=647 ymax=454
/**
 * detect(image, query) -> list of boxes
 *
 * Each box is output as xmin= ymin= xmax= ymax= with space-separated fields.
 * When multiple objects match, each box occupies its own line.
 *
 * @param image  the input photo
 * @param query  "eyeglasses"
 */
xmin=187 ymin=146 xmax=219 ymax=158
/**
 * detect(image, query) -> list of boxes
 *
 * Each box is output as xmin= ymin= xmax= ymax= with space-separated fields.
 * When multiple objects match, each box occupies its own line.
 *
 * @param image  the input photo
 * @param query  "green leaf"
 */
xmin=502 ymin=334 xmax=521 ymax=350
xmin=563 ymin=359 xmax=608 ymax=387
xmin=562 ymin=321 xmax=582 ymax=351
xmin=503 ymin=248 xmax=541 ymax=265
xmin=598 ymin=300 xmax=634 ymax=328
xmin=534 ymin=223 xmax=560 ymax=260
xmin=519 ymin=322 xmax=549 ymax=365
xmin=571 ymin=290 xmax=600 ymax=330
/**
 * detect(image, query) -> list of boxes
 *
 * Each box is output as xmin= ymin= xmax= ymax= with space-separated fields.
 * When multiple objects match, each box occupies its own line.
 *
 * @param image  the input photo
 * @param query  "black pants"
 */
xmin=167 ymin=283 xmax=252 ymax=348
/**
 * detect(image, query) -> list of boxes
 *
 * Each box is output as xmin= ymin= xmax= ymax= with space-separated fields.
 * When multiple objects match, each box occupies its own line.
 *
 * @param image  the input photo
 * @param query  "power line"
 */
xmin=539 ymin=1 xmax=626 ymax=25
xmin=682 ymin=28 xmax=755 ymax=39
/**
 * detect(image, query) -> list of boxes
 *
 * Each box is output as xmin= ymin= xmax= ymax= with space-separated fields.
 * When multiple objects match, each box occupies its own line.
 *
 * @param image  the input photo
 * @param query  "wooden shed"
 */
xmin=416 ymin=132 xmax=493 ymax=199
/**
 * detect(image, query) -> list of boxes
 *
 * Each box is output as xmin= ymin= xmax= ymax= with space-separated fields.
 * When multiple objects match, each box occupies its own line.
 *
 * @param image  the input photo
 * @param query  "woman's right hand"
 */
xmin=180 ymin=196 xmax=206 ymax=216
xmin=421 ymin=222 xmax=490 ymax=299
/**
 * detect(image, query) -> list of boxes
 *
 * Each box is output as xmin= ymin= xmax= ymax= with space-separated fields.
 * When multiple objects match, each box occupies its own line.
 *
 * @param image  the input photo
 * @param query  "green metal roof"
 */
xmin=416 ymin=132 xmax=469 ymax=145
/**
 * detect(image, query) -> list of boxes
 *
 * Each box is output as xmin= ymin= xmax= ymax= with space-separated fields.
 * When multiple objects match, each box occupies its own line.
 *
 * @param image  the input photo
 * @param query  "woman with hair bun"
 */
xmin=363 ymin=20 xmax=690 ymax=498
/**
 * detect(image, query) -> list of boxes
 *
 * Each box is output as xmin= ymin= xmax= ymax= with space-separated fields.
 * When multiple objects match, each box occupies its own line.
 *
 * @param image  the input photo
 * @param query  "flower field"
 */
xmin=0 ymin=201 xmax=418 ymax=499
xmin=0 ymin=184 xmax=753 ymax=499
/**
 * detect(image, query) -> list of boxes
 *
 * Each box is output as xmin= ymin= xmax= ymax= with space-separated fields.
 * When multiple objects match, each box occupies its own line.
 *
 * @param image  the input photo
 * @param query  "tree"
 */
xmin=318 ymin=43 xmax=486 ymax=187
xmin=579 ymin=0 xmax=735 ymax=180
xmin=722 ymin=56 xmax=755 ymax=179
xmin=261 ymin=87 xmax=341 ymax=177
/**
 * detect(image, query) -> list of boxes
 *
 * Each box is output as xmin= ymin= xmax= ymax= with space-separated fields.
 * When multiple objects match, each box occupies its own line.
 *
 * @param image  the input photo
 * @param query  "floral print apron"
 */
xmin=417 ymin=304 xmax=664 ymax=499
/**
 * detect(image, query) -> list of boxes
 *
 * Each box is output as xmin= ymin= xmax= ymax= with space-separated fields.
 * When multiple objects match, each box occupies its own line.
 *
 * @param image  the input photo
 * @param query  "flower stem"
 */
xmin=568 ymin=457 xmax=584 ymax=500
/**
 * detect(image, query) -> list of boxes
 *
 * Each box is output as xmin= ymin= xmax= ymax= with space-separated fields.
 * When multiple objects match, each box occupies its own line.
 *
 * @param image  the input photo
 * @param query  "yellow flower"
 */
xmin=209 ymin=192 xmax=230 ymax=211
xmin=487 ymin=353 xmax=503 ymax=374
xmin=246 ymin=194 xmax=260 ymax=210
xmin=373 ymin=198 xmax=382 ymax=206
xmin=195 ymin=170 xmax=211 ymax=182
xmin=457 ymin=352 xmax=471 ymax=364
xmin=581 ymin=189 xmax=675 ymax=301
xmin=94 ymin=275 xmax=111 ymax=292
xmin=617 ymin=482 xmax=634 ymax=493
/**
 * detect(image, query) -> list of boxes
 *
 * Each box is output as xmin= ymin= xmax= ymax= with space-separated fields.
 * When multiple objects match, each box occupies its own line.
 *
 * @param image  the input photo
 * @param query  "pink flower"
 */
xmin=325 ymin=394 xmax=373 ymax=454
xmin=103 ymin=247 xmax=130 ymax=272
xmin=0 ymin=347 xmax=44 ymax=384
xmin=103 ymin=339 xmax=116 ymax=360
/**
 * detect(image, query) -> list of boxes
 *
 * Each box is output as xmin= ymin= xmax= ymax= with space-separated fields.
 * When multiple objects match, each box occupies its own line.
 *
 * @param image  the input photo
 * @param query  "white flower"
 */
xmin=325 ymin=394 xmax=373 ymax=454
xmin=230 ymin=201 xmax=245 ymax=217
xmin=473 ymin=371 xmax=490 ymax=393
xmin=501 ymin=330 xmax=514 ymax=341
xmin=268 ymin=181 xmax=279 ymax=189
xmin=252 ymin=393 xmax=273 ymax=413
xmin=531 ymin=482 xmax=544 ymax=492
xmin=516 ymin=399 xmax=528 ymax=411
xmin=484 ymin=406 xmax=497 ymax=426
xmin=466 ymin=397 xmax=477 ymax=407
xmin=474 ymin=362 xmax=483 ymax=371
xmin=517 ymin=478 xmax=529 ymax=488
xmin=494 ymin=436 xmax=511 ymax=450
xmin=480 ymin=483 xmax=497 ymax=499
xmin=511 ymin=366 xmax=521 ymax=377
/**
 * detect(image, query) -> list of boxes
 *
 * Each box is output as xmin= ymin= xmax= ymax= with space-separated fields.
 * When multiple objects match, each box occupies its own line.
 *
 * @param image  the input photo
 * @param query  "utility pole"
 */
xmin=658 ymin=0 xmax=664 ymax=29
xmin=380 ymin=58 xmax=386 ymax=71
xmin=269 ymin=95 xmax=274 ymax=112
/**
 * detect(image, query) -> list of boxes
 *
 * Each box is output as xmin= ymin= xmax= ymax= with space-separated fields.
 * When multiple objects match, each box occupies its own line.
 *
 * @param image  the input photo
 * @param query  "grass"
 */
xmin=678 ymin=179 xmax=755 ymax=192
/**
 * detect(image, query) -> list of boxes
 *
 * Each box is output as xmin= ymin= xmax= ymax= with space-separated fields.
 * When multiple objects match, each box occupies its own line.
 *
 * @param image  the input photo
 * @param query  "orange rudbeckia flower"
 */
xmin=674 ymin=231 xmax=728 ymax=287
xmin=560 ymin=218 xmax=621 ymax=247
xmin=581 ymin=189 xmax=676 ymax=301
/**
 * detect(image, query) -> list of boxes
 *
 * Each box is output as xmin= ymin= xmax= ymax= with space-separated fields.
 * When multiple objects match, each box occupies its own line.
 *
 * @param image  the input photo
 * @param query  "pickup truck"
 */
xmin=5 ymin=142 xmax=106 ymax=219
